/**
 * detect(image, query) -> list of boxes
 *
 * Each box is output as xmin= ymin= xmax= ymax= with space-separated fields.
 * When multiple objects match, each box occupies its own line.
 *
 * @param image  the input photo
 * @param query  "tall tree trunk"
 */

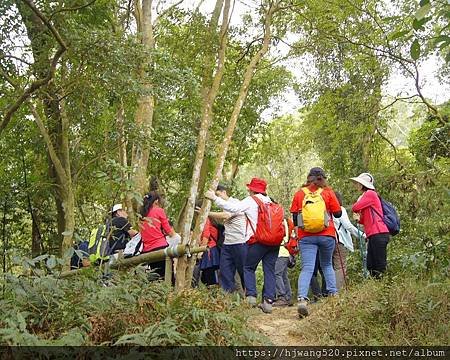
xmin=175 ymin=0 xmax=230 ymax=290
xmin=197 ymin=154 xmax=211 ymax=198
xmin=16 ymin=0 xmax=73 ymax=256
xmin=128 ymin=0 xmax=156 ymax=217
xmin=117 ymin=100 xmax=132 ymax=211
xmin=29 ymin=105 xmax=75 ymax=257
xmin=191 ymin=0 xmax=278 ymax=256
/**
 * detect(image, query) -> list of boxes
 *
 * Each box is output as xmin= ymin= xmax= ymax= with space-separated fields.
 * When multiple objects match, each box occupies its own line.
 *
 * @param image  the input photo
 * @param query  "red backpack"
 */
xmin=246 ymin=196 xmax=285 ymax=246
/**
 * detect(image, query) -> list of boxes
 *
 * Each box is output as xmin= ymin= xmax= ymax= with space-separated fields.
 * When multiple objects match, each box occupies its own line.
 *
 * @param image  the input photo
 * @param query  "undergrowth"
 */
xmin=0 ymin=268 xmax=261 ymax=346
xmin=289 ymin=275 xmax=450 ymax=345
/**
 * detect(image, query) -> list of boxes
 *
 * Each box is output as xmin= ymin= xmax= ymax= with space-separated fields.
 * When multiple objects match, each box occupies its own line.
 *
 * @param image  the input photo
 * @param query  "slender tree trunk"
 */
xmin=117 ymin=100 xmax=132 ymax=212
xmin=29 ymin=104 xmax=75 ymax=257
xmin=176 ymin=0 xmax=230 ymax=290
xmin=197 ymin=155 xmax=211 ymax=197
xmin=129 ymin=0 xmax=156 ymax=215
xmin=16 ymin=1 xmax=74 ymax=255
xmin=188 ymin=3 xmax=279 ymax=286
xmin=2 ymin=198 xmax=8 ymax=274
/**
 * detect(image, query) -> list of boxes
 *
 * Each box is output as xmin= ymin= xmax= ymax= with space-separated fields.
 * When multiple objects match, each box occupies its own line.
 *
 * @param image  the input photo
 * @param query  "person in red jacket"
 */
xmin=351 ymin=173 xmax=390 ymax=278
xmin=290 ymin=167 xmax=342 ymax=318
xmin=199 ymin=217 xmax=221 ymax=286
xmin=139 ymin=191 xmax=177 ymax=278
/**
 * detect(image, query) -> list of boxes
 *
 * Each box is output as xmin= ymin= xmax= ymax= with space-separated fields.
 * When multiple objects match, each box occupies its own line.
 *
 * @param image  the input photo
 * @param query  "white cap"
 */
xmin=350 ymin=173 xmax=375 ymax=190
xmin=112 ymin=204 xmax=123 ymax=213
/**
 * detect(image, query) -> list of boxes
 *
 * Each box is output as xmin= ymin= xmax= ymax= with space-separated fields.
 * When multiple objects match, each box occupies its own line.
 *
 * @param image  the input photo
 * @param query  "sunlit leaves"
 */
xmin=410 ymin=39 xmax=421 ymax=60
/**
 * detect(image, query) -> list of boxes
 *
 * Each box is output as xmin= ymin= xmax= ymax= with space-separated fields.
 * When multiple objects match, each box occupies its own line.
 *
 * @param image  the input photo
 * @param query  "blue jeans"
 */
xmin=219 ymin=243 xmax=248 ymax=292
xmin=298 ymin=236 xmax=337 ymax=299
xmin=244 ymin=243 xmax=279 ymax=301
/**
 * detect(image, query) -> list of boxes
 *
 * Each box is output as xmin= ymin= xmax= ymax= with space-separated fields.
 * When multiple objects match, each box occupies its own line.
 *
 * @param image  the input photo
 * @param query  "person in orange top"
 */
xmin=290 ymin=167 xmax=342 ymax=318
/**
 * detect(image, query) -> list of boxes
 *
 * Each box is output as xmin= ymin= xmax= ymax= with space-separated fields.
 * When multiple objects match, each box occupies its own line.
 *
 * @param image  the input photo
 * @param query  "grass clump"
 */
xmin=290 ymin=275 xmax=449 ymax=345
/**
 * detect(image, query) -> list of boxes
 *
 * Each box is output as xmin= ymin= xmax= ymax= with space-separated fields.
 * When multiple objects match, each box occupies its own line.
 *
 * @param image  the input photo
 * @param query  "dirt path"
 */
xmin=248 ymin=305 xmax=302 ymax=346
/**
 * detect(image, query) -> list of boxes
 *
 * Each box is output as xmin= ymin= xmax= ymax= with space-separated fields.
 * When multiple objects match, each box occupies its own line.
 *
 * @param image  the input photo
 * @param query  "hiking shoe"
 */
xmin=246 ymin=296 xmax=257 ymax=307
xmin=272 ymin=298 xmax=290 ymax=307
xmin=297 ymin=298 xmax=309 ymax=318
xmin=258 ymin=299 xmax=273 ymax=314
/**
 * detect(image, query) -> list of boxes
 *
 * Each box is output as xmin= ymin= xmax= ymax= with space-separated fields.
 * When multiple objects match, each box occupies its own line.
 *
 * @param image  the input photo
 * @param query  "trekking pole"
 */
xmin=335 ymin=240 xmax=348 ymax=289
xmin=357 ymin=225 xmax=369 ymax=278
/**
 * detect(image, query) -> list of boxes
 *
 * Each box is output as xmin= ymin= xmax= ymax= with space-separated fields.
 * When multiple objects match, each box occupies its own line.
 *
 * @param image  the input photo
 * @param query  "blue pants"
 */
xmin=275 ymin=257 xmax=292 ymax=301
xmin=219 ymin=243 xmax=248 ymax=292
xmin=298 ymin=236 xmax=337 ymax=299
xmin=244 ymin=243 xmax=279 ymax=302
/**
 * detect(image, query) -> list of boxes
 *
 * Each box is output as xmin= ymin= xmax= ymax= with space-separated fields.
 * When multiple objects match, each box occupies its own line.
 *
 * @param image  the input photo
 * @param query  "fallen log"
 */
xmin=58 ymin=245 xmax=207 ymax=279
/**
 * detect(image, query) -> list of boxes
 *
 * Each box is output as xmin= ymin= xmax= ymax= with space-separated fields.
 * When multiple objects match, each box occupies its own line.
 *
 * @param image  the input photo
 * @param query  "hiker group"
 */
xmin=73 ymin=167 xmax=399 ymax=318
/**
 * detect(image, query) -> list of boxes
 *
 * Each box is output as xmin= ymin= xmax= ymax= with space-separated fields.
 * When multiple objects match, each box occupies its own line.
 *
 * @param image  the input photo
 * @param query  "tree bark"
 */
xmin=175 ymin=0 xmax=230 ymax=290
xmin=190 ymin=2 xmax=279 ymax=272
xmin=16 ymin=0 xmax=74 ymax=256
xmin=117 ymin=99 xmax=131 ymax=209
xmin=129 ymin=0 xmax=156 ymax=214
xmin=29 ymin=104 xmax=75 ymax=256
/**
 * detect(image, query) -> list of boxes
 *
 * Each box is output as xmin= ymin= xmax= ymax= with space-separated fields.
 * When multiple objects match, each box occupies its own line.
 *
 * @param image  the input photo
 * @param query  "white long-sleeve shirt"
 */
xmin=213 ymin=193 xmax=271 ymax=242
xmin=333 ymin=206 xmax=365 ymax=252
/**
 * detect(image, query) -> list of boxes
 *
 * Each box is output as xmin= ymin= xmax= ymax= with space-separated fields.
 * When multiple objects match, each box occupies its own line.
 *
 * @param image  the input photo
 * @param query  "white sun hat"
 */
xmin=350 ymin=173 xmax=375 ymax=190
xmin=111 ymin=204 xmax=123 ymax=213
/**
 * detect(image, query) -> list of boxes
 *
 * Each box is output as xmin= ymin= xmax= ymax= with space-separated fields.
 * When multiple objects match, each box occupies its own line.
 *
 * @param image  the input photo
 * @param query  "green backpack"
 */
xmin=88 ymin=220 xmax=112 ymax=263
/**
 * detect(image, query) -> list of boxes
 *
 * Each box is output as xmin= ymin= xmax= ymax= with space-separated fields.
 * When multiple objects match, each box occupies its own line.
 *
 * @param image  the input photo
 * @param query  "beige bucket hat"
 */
xmin=350 ymin=173 xmax=375 ymax=190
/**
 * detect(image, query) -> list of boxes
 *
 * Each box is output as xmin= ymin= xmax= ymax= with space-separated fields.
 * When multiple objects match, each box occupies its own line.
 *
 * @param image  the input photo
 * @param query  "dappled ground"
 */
xmin=247 ymin=303 xmax=326 ymax=346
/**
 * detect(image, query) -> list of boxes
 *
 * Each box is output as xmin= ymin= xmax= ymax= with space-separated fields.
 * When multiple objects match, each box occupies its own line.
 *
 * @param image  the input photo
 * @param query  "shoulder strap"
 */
xmin=245 ymin=195 xmax=266 ymax=237
xmin=244 ymin=213 xmax=256 ymax=236
xmin=370 ymin=194 xmax=384 ymax=219
xmin=251 ymin=195 xmax=264 ymax=208
xmin=302 ymin=187 xmax=310 ymax=195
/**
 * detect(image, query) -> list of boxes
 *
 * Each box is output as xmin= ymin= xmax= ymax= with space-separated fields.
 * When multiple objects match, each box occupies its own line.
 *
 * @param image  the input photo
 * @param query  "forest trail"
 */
xmin=248 ymin=305 xmax=305 ymax=346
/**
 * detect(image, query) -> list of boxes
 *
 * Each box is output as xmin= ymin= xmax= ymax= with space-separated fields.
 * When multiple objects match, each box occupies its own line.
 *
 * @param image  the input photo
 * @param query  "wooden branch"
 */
xmin=58 ymin=245 xmax=207 ymax=278
xmin=73 ymin=139 xmax=127 ymax=183
xmin=378 ymin=95 xmax=419 ymax=112
xmin=22 ymin=0 xmax=67 ymax=50
xmin=0 ymin=53 xmax=33 ymax=66
xmin=153 ymin=0 xmax=183 ymax=27
xmin=0 ymin=46 xmax=65 ymax=135
xmin=48 ymin=0 xmax=97 ymax=20
xmin=236 ymin=37 xmax=264 ymax=65
xmin=28 ymin=103 xmax=68 ymax=185
xmin=0 ymin=0 xmax=68 ymax=135
xmin=375 ymin=126 xmax=403 ymax=170
xmin=0 ymin=65 xmax=19 ymax=89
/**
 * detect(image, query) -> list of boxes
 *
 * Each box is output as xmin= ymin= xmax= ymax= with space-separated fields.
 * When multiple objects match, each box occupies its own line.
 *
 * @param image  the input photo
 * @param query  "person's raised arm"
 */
xmin=339 ymin=207 xmax=364 ymax=238
xmin=208 ymin=211 xmax=231 ymax=221
xmin=205 ymin=190 xmax=252 ymax=213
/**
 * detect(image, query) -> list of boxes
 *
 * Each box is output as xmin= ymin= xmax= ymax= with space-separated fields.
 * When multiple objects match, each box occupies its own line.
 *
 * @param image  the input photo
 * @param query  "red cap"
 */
xmin=246 ymin=177 xmax=267 ymax=193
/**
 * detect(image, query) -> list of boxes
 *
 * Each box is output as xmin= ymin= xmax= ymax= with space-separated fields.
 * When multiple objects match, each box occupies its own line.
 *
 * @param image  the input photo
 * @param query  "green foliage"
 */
xmin=290 ymin=276 xmax=449 ymax=345
xmin=409 ymin=103 xmax=450 ymax=166
xmin=0 ymin=265 xmax=259 ymax=346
